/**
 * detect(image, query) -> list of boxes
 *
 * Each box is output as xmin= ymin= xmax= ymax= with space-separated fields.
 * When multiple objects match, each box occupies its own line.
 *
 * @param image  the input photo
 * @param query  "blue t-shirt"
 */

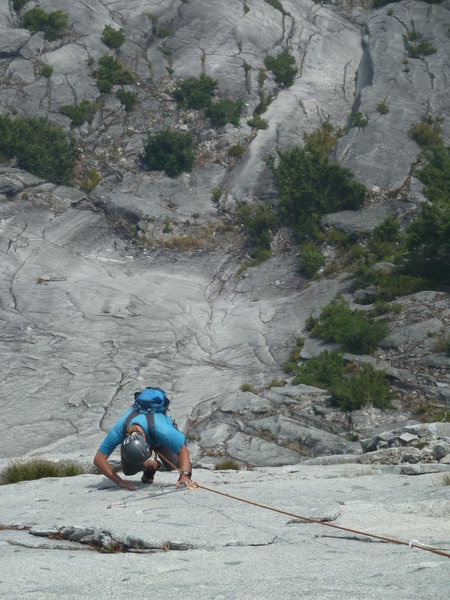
xmin=98 ymin=408 xmax=186 ymax=456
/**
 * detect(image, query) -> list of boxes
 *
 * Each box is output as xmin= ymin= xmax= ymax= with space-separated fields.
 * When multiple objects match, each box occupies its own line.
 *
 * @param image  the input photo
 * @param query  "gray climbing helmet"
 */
xmin=121 ymin=433 xmax=150 ymax=464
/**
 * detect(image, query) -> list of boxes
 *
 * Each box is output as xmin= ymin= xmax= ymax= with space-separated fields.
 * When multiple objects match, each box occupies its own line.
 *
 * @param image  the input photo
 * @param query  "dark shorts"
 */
xmin=121 ymin=445 xmax=180 ymax=476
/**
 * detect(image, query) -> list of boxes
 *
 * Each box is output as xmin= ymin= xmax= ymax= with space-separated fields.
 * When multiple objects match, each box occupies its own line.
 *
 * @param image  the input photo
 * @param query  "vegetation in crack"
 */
xmin=101 ymin=25 xmax=125 ymax=49
xmin=292 ymin=350 xmax=394 ymax=412
xmin=0 ymin=114 xmax=79 ymax=185
xmin=305 ymin=294 xmax=389 ymax=354
xmin=1 ymin=459 xmax=86 ymax=484
xmin=141 ymin=128 xmax=195 ymax=177
xmin=173 ymin=75 xmax=217 ymax=110
xmin=236 ymin=123 xmax=365 ymax=268
xmin=22 ymin=8 xmax=69 ymax=41
xmin=173 ymin=74 xmax=242 ymax=128
xmin=59 ymin=100 xmax=98 ymax=127
xmin=93 ymin=56 xmax=135 ymax=93
xmin=272 ymin=123 xmax=366 ymax=239
xmin=264 ymin=0 xmax=289 ymax=15
xmin=264 ymin=50 xmax=297 ymax=88
xmin=348 ymin=115 xmax=450 ymax=299
xmin=116 ymin=88 xmax=137 ymax=112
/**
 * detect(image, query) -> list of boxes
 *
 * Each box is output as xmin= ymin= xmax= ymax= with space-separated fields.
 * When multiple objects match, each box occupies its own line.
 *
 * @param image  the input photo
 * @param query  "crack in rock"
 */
xmin=30 ymin=525 xmax=196 ymax=554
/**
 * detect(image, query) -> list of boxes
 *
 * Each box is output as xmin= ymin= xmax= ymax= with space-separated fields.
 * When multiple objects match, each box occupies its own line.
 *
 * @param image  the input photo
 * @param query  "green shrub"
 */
xmin=407 ymin=39 xmax=436 ymax=58
xmin=298 ymin=242 xmax=324 ymax=278
xmin=1 ymin=459 xmax=84 ymax=484
xmin=264 ymin=50 xmax=297 ymax=87
xmin=141 ymin=128 xmax=195 ymax=177
xmin=409 ymin=118 xmax=443 ymax=150
xmin=214 ymin=459 xmax=240 ymax=470
xmin=247 ymin=114 xmax=268 ymax=129
xmin=13 ymin=0 xmax=28 ymax=10
xmin=303 ymin=122 xmax=342 ymax=159
xmin=349 ymin=111 xmax=368 ymax=128
xmin=41 ymin=64 xmax=53 ymax=78
xmin=116 ymin=88 xmax=137 ymax=112
xmin=292 ymin=350 xmax=345 ymax=388
xmin=272 ymin=140 xmax=365 ymax=240
xmin=282 ymin=337 xmax=305 ymax=373
xmin=211 ymin=188 xmax=222 ymax=203
xmin=228 ymin=144 xmax=245 ymax=158
xmin=22 ymin=8 xmax=68 ymax=41
xmin=264 ymin=0 xmax=288 ymax=13
xmin=240 ymin=383 xmax=254 ymax=392
xmin=236 ymin=201 xmax=278 ymax=258
xmin=376 ymin=102 xmax=389 ymax=114
xmin=94 ymin=55 xmax=135 ymax=93
xmin=367 ymin=214 xmax=402 ymax=260
xmin=173 ymin=74 xmax=217 ymax=109
xmin=0 ymin=114 xmax=79 ymax=185
xmin=308 ymin=294 xmax=389 ymax=354
xmin=403 ymin=202 xmax=450 ymax=285
xmin=101 ymin=25 xmax=125 ymax=49
xmin=415 ymin=145 xmax=449 ymax=203
xmin=330 ymin=363 xmax=394 ymax=411
xmin=80 ymin=168 xmax=102 ymax=193
xmin=267 ymin=379 xmax=286 ymax=388
xmin=59 ymin=100 xmax=98 ymax=126
xmin=205 ymin=99 xmax=242 ymax=128
xmin=293 ymin=350 xmax=393 ymax=411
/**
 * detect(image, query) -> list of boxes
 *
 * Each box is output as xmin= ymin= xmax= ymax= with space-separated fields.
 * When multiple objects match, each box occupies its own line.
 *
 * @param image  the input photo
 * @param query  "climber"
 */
xmin=93 ymin=387 xmax=192 ymax=491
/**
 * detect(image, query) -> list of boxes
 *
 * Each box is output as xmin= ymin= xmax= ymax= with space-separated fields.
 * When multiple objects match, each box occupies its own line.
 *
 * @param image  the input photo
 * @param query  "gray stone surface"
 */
xmin=0 ymin=466 xmax=449 ymax=599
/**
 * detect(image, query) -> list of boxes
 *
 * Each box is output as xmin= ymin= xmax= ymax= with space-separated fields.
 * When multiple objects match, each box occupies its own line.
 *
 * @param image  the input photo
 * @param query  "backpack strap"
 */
xmin=123 ymin=410 xmax=156 ymax=447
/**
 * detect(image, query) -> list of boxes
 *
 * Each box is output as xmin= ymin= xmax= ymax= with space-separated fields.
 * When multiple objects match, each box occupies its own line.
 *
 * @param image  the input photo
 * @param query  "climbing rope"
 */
xmin=154 ymin=450 xmax=450 ymax=559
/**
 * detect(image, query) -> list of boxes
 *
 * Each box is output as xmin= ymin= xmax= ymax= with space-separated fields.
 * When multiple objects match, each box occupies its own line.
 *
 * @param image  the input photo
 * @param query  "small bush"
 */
xmin=247 ymin=114 xmax=268 ymax=129
xmin=211 ymin=188 xmax=222 ymax=203
xmin=415 ymin=145 xmax=449 ymax=203
xmin=308 ymin=294 xmax=389 ymax=354
xmin=22 ymin=8 xmax=68 ymax=41
xmin=264 ymin=50 xmax=297 ymax=87
xmin=293 ymin=350 xmax=393 ymax=411
xmin=41 ymin=64 xmax=53 ymax=78
xmin=236 ymin=201 xmax=278 ymax=258
xmin=330 ymin=363 xmax=394 ymax=411
xmin=116 ymin=88 xmax=137 ymax=112
xmin=1 ymin=459 xmax=84 ymax=484
xmin=292 ymin=350 xmax=345 ymax=388
xmin=94 ymin=55 xmax=135 ymax=93
xmin=298 ymin=242 xmax=324 ymax=278
xmin=141 ymin=128 xmax=195 ymax=177
xmin=282 ymin=337 xmax=305 ymax=373
xmin=272 ymin=134 xmax=365 ymax=240
xmin=377 ymin=102 xmax=389 ymax=114
xmin=80 ymin=168 xmax=102 ymax=193
xmin=173 ymin=74 xmax=217 ymax=109
xmin=101 ymin=25 xmax=125 ymax=49
xmin=0 ymin=114 xmax=79 ymax=184
xmin=403 ymin=201 xmax=450 ymax=286
xmin=214 ymin=459 xmax=240 ymax=471
xmin=407 ymin=39 xmax=436 ymax=58
xmin=267 ymin=379 xmax=286 ymax=388
xmin=349 ymin=111 xmax=368 ymax=128
xmin=228 ymin=144 xmax=245 ymax=158
xmin=409 ymin=118 xmax=443 ymax=150
xmin=59 ymin=100 xmax=98 ymax=126
xmin=264 ymin=0 xmax=288 ymax=14
xmin=205 ymin=99 xmax=242 ymax=128
xmin=240 ymin=383 xmax=254 ymax=392
xmin=13 ymin=0 xmax=28 ymax=10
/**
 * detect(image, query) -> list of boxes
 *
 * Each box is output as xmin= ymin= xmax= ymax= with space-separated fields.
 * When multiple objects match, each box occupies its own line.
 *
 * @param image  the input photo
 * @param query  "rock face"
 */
xmin=0 ymin=0 xmax=449 ymax=471
xmin=0 ymin=466 xmax=449 ymax=599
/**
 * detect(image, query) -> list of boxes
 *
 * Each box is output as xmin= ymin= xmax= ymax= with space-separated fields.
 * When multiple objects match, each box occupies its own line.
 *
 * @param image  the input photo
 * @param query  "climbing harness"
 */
xmin=154 ymin=449 xmax=450 ymax=560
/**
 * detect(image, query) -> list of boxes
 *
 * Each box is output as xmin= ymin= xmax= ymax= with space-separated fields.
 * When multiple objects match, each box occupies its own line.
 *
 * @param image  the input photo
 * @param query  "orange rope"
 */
xmin=154 ymin=450 xmax=450 ymax=559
